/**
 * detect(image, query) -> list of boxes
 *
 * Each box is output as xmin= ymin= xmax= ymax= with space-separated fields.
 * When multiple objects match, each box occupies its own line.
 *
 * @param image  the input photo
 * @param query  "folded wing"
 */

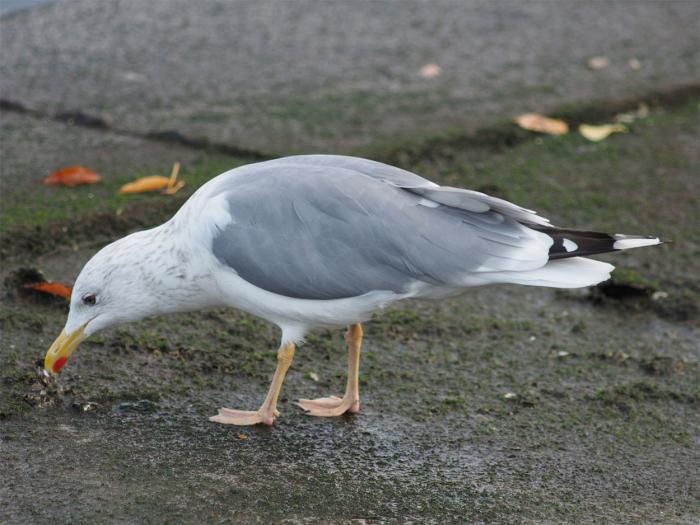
xmin=208 ymin=159 xmax=554 ymax=300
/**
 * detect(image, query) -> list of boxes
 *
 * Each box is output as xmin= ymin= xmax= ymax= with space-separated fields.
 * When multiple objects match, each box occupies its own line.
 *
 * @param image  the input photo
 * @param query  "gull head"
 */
xmin=44 ymin=226 xmax=206 ymax=374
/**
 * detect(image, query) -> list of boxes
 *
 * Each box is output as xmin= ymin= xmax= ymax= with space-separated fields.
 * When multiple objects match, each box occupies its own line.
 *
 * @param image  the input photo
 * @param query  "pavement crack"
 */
xmin=0 ymin=98 xmax=272 ymax=161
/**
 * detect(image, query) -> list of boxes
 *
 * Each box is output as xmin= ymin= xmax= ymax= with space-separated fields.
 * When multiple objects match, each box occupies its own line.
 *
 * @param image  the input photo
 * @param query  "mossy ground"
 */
xmin=1 ymin=102 xmax=699 ymax=524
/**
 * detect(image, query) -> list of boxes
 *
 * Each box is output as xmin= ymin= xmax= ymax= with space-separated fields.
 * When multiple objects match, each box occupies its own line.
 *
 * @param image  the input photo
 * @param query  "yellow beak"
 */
xmin=44 ymin=326 xmax=88 ymax=374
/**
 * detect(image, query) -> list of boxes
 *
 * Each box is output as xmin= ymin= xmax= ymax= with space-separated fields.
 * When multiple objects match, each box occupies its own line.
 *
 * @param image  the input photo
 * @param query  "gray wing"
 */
xmin=210 ymin=160 xmax=550 ymax=300
xmin=280 ymin=155 xmax=551 ymax=225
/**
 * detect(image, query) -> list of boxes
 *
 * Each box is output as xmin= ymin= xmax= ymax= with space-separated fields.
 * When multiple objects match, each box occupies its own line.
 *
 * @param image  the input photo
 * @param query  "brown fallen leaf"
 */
xmin=419 ymin=63 xmax=442 ymax=79
xmin=44 ymin=166 xmax=101 ymax=186
xmin=238 ymin=434 xmax=248 ymax=440
xmin=587 ymin=56 xmax=610 ymax=70
xmin=579 ymin=123 xmax=627 ymax=142
xmin=23 ymin=282 xmax=72 ymax=298
xmin=514 ymin=113 xmax=569 ymax=135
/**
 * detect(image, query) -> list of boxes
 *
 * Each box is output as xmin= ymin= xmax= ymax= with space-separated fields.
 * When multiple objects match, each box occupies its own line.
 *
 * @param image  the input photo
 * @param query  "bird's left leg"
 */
xmin=296 ymin=323 xmax=362 ymax=417
xmin=210 ymin=342 xmax=295 ymax=426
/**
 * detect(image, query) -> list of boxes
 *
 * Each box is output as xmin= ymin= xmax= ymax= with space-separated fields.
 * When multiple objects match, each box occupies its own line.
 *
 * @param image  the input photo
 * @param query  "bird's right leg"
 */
xmin=296 ymin=323 xmax=363 ymax=416
xmin=209 ymin=342 xmax=295 ymax=426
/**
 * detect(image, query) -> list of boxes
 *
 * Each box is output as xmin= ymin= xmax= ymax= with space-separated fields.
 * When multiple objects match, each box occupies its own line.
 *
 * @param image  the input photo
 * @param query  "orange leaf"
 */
xmin=167 ymin=162 xmax=181 ymax=188
xmin=119 ymin=162 xmax=184 ymax=195
xmin=514 ymin=113 xmax=569 ymax=135
xmin=24 ymin=282 xmax=72 ymax=298
xmin=118 ymin=176 xmax=171 ymax=194
xmin=163 ymin=180 xmax=185 ymax=195
xmin=44 ymin=166 xmax=101 ymax=186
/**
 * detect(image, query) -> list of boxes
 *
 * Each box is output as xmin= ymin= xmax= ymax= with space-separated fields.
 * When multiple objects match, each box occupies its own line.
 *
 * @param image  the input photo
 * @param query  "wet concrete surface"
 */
xmin=1 ymin=0 xmax=698 ymax=153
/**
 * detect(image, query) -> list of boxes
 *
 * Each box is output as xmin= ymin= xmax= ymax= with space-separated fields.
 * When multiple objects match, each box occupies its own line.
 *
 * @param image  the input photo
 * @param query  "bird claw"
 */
xmin=295 ymin=395 xmax=360 ymax=417
xmin=209 ymin=407 xmax=277 ymax=426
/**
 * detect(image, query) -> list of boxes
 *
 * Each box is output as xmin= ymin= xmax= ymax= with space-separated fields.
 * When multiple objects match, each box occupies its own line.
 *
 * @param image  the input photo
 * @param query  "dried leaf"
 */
xmin=44 ymin=166 xmax=101 ymax=186
xmin=579 ymin=123 xmax=627 ymax=142
xmin=24 ymin=282 xmax=72 ymax=298
xmin=628 ymin=58 xmax=642 ymax=70
xmin=514 ymin=113 xmax=568 ymax=135
xmin=651 ymin=291 xmax=668 ymax=301
xmin=309 ymin=372 xmax=320 ymax=382
xmin=163 ymin=180 xmax=185 ymax=195
xmin=614 ymin=102 xmax=649 ymax=124
xmin=167 ymin=161 xmax=180 ymax=187
xmin=636 ymin=102 xmax=650 ymax=118
xmin=118 ymin=176 xmax=171 ymax=194
xmin=238 ymin=434 xmax=248 ymax=440
xmin=419 ymin=63 xmax=442 ymax=79
xmin=119 ymin=162 xmax=184 ymax=195
xmin=587 ymin=56 xmax=610 ymax=70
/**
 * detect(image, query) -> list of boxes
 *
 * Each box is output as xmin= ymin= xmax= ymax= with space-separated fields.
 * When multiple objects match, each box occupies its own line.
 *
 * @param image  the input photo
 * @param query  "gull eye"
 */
xmin=82 ymin=293 xmax=97 ymax=306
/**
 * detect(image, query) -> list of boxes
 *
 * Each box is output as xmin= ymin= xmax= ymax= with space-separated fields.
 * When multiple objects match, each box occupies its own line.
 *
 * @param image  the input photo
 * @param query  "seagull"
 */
xmin=44 ymin=155 xmax=661 ymax=425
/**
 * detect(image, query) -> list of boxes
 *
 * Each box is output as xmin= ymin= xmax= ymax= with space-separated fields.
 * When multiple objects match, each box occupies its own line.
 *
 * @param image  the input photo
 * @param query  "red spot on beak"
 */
xmin=52 ymin=356 xmax=68 ymax=373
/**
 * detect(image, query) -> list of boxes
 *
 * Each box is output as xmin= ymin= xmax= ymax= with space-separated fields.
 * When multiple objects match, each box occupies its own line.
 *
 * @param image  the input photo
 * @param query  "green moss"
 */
xmin=609 ymin=267 xmax=659 ymax=289
xmin=0 ymin=154 xmax=247 ymax=233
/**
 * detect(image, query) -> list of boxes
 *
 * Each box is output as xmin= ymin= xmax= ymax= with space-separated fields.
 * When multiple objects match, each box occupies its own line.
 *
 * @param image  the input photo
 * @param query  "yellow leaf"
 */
xmin=579 ymin=123 xmax=627 ymax=142
xmin=514 ymin=113 xmax=568 ymax=135
xmin=167 ymin=161 xmax=180 ymax=188
xmin=118 ymin=163 xmax=184 ymax=195
xmin=163 ymin=180 xmax=185 ymax=195
xmin=628 ymin=58 xmax=642 ymax=70
xmin=118 ymin=176 xmax=171 ymax=194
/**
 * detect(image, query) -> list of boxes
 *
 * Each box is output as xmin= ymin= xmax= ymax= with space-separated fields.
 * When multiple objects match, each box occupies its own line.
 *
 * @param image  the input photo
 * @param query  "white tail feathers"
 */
xmin=612 ymin=235 xmax=661 ymax=250
xmin=496 ymin=257 xmax=614 ymax=289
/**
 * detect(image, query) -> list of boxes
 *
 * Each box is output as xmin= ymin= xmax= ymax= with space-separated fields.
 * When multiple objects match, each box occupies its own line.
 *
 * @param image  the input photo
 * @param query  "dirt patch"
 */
xmin=0 ymin=197 xmax=185 ymax=260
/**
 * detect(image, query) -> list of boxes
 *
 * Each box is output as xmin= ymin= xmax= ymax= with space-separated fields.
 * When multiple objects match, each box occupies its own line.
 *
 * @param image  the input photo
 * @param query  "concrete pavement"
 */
xmin=1 ymin=0 xmax=698 ymax=154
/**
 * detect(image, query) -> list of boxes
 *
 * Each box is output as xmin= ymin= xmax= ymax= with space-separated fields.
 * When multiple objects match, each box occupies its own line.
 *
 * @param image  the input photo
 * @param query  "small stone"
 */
xmin=504 ymin=392 xmax=517 ymax=400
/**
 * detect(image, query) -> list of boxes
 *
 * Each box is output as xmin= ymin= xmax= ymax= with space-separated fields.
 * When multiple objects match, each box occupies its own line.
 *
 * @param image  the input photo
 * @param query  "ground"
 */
xmin=1 ymin=2 xmax=699 ymax=524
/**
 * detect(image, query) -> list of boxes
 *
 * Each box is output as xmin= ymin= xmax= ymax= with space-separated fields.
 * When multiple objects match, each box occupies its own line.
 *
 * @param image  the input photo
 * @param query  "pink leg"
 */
xmin=296 ymin=324 xmax=363 ymax=417
xmin=210 ymin=342 xmax=295 ymax=426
